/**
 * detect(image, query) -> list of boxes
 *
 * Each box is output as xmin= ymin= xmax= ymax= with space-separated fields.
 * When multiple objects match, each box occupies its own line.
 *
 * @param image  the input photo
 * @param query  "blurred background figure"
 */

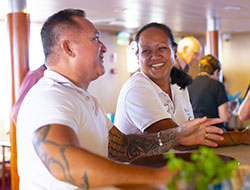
xmin=188 ymin=55 xmax=233 ymax=130
xmin=11 ymin=64 xmax=46 ymax=124
xmin=238 ymin=89 xmax=250 ymax=121
xmin=175 ymin=36 xmax=202 ymax=74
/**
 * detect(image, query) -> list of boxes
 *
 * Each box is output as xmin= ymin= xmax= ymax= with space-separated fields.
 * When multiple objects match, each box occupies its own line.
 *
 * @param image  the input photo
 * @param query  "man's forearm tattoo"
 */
xmin=80 ymin=172 xmax=89 ymax=189
xmin=108 ymin=127 xmax=178 ymax=162
xmin=32 ymin=125 xmax=89 ymax=189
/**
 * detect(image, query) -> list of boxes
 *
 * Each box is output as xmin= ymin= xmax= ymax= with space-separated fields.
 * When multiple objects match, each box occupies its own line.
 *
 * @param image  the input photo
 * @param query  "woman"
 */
xmin=114 ymin=23 xmax=250 ymax=147
xmin=188 ymin=55 xmax=232 ymax=129
xmin=114 ymin=22 xmax=195 ymax=134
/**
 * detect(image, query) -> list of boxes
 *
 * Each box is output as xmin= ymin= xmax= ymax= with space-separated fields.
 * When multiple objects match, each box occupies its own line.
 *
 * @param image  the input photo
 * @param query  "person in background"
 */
xmin=16 ymin=9 xmax=224 ymax=190
xmin=11 ymin=64 xmax=46 ymax=124
xmin=238 ymin=90 xmax=250 ymax=121
xmin=114 ymin=23 xmax=250 ymax=149
xmin=188 ymin=55 xmax=233 ymax=130
xmin=174 ymin=36 xmax=201 ymax=73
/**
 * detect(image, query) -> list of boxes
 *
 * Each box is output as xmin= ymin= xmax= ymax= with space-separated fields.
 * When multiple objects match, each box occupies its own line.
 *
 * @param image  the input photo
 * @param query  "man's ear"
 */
xmin=61 ymin=40 xmax=75 ymax=57
xmin=183 ymin=45 xmax=188 ymax=54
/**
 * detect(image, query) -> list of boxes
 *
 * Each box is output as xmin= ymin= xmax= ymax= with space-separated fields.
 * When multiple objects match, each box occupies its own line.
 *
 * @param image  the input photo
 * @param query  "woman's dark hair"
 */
xmin=135 ymin=22 xmax=192 ymax=89
xmin=170 ymin=67 xmax=192 ymax=89
xmin=135 ymin=22 xmax=176 ymax=47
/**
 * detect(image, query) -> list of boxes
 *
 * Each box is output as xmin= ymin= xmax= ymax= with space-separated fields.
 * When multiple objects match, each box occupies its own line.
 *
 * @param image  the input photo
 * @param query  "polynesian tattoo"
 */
xmin=108 ymin=126 xmax=179 ymax=162
xmin=32 ymin=125 xmax=89 ymax=189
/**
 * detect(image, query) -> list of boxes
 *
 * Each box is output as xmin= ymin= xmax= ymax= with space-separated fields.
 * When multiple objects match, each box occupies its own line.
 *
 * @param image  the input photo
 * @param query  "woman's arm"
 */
xmin=109 ymin=117 xmax=224 ymax=162
xmin=238 ymin=90 xmax=250 ymax=121
xmin=218 ymin=101 xmax=232 ymax=122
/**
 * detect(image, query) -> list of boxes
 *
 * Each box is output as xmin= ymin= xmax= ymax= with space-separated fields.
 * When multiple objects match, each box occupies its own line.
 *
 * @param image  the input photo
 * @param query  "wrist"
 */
xmin=161 ymin=128 xmax=180 ymax=147
xmin=176 ymin=127 xmax=182 ymax=145
xmin=157 ymin=131 xmax=163 ymax=147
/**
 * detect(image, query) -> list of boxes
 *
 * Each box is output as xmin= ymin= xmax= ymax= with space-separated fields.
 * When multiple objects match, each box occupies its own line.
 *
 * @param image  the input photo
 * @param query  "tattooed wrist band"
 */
xmin=157 ymin=131 xmax=163 ymax=146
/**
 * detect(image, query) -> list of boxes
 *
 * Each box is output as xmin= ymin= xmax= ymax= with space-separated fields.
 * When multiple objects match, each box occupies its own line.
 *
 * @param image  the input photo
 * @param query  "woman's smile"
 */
xmin=151 ymin=62 xmax=165 ymax=68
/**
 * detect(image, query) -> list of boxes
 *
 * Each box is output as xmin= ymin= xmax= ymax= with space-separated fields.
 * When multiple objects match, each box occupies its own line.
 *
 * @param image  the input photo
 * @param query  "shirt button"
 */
xmin=86 ymin=96 xmax=90 ymax=101
xmin=164 ymin=104 xmax=169 ymax=111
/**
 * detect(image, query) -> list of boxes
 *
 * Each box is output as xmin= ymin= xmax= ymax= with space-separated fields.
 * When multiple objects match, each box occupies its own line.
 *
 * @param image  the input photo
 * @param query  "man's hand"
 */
xmin=178 ymin=117 xmax=224 ymax=147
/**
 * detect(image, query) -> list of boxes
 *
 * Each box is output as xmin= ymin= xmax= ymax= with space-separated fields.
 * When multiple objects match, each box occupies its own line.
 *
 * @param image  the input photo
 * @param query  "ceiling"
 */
xmin=1 ymin=0 xmax=250 ymax=36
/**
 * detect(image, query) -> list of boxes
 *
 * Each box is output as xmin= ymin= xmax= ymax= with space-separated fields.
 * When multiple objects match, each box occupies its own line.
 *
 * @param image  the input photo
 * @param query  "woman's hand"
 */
xmin=178 ymin=117 xmax=224 ymax=147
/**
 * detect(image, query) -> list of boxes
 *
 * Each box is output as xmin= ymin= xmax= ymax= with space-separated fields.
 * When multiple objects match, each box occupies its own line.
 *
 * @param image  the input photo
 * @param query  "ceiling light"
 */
xmin=224 ymin=6 xmax=241 ymax=11
xmin=114 ymin=8 xmax=128 ymax=13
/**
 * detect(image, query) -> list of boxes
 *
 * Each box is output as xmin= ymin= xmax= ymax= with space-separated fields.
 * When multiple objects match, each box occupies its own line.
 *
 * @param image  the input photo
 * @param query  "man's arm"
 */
xmin=218 ymin=102 xmax=232 ymax=122
xmin=109 ymin=117 xmax=224 ymax=162
xmin=108 ymin=125 xmax=179 ymax=162
xmin=32 ymin=124 xmax=174 ymax=189
xmin=238 ymin=90 xmax=250 ymax=121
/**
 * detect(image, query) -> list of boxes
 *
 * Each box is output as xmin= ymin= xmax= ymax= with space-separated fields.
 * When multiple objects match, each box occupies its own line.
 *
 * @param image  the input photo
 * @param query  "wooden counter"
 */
xmin=84 ymin=145 xmax=250 ymax=190
xmin=212 ymin=145 xmax=250 ymax=165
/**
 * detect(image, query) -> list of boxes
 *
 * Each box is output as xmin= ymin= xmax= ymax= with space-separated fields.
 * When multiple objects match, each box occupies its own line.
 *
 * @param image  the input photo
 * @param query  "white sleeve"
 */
xmin=99 ymin=103 xmax=113 ymax=131
xmin=18 ymin=85 xmax=81 ymax=134
xmin=184 ymin=88 xmax=194 ymax=120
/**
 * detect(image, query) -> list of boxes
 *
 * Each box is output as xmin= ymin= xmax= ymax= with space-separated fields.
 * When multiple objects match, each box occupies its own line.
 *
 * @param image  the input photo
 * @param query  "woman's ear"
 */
xmin=136 ymin=52 xmax=139 ymax=61
xmin=211 ymin=69 xmax=219 ymax=80
xmin=61 ymin=40 xmax=75 ymax=57
xmin=173 ymin=45 xmax=177 ymax=59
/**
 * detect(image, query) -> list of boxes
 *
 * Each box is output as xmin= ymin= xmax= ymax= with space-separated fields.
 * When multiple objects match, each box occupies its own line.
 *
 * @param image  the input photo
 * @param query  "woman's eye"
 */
xmin=142 ymin=49 xmax=150 ymax=54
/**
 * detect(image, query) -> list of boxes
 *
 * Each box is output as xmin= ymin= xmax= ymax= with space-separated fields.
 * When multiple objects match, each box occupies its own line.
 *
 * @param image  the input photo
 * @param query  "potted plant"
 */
xmin=165 ymin=146 xmax=239 ymax=190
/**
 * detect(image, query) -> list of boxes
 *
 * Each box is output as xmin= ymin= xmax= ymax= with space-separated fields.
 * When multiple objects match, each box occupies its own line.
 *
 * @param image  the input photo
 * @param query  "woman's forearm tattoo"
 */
xmin=32 ymin=125 xmax=89 ymax=189
xmin=108 ymin=127 xmax=179 ymax=162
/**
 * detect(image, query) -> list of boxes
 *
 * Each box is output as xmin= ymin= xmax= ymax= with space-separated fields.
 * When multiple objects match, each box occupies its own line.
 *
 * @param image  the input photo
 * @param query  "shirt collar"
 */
xmin=44 ymin=70 xmax=88 ymax=95
xmin=139 ymin=71 xmax=182 ymax=100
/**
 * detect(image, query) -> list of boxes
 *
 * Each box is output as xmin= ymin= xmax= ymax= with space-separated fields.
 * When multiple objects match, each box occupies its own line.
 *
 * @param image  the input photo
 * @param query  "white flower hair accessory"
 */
xmin=127 ymin=41 xmax=138 ymax=55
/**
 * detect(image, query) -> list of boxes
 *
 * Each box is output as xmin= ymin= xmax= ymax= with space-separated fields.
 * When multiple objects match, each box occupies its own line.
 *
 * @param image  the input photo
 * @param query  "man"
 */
xmin=175 ymin=36 xmax=201 ymax=73
xmin=17 ymin=9 xmax=224 ymax=189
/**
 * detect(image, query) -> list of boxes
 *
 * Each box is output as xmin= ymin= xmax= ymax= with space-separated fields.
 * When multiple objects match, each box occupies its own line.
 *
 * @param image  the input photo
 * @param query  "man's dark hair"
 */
xmin=41 ymin=9 xmax=85 ymax=59
xmin=134 ymin=22 xmax=192 ymax=89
